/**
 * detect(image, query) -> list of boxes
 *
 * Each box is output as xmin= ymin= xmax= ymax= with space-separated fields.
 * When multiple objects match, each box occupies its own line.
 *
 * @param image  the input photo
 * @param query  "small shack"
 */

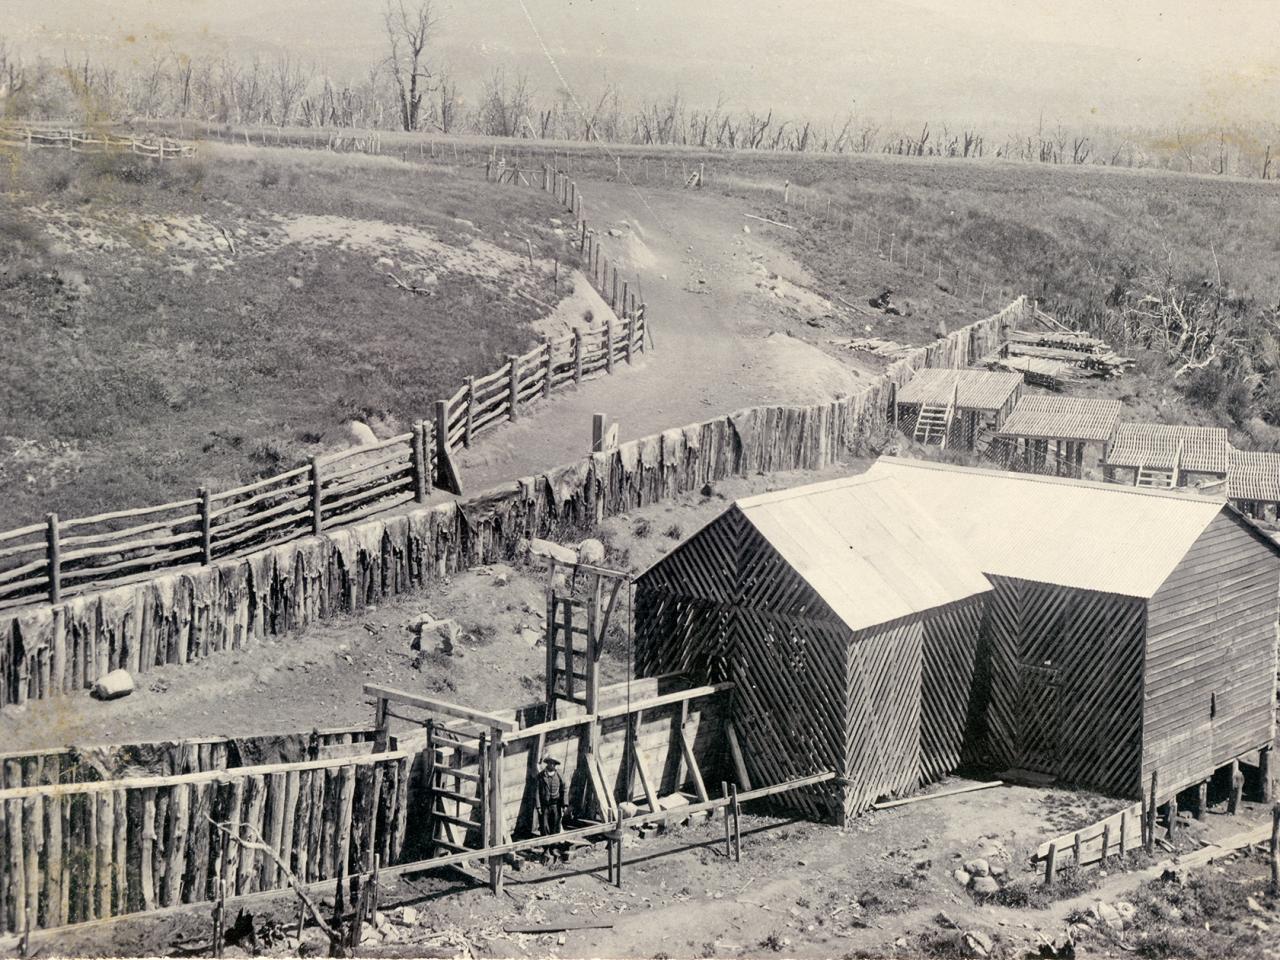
xmin=1228 ymin=449 xmax=1280 ymax=521
xmin=1103 ymin=423 xmax=1230 ymax=489
xmin=894 ymin=368 xmax=1023 ymax=450
xmin=993 ymin=395 xmax=1121 ymax=479
xmin=635 ymin=476 xmax=992 ymax=824
xmin=867 ymin=458 xmax=1280 ymax=799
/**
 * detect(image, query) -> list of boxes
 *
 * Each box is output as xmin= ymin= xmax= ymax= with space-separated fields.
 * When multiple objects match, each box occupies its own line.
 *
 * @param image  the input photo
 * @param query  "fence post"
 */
xmin=612 ymin=268 xmax=619 ymax=312
xmin=46 ymin=512 xmax=61 ymax=606
xmin=593 ymin=414 xmax=606 ymax=454
xmin=605 ymin=320 xmax=615 ymax=375
xmin=542 ymin=340 xmax=553 ymax=399
xmin=625 ymin=315 xmax=635 ymax=365
xmin=573 ymin=329 xmax=584 ymax=384
xmin=464 ymin=376 xmax=475 ymax=447
xmin=580 ymin=221 xmax=587 ymax=254
xmin=411 ymin=421 xmax=428 ymax=503
xmin=507 ymin=355 xmax=519 ymax=421
xmin=198 ymin=486 xmax=213 ymax=563
xmin=309 ymin=457 xmax=323 ymax=536
xmin=622 ymin=281 xmax=629 ymax=317
xmin=1271 ymin=803 xmax=1280 ymax=896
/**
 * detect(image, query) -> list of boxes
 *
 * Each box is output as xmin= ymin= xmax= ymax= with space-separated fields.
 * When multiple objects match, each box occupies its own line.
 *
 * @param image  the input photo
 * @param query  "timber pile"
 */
xmin=982 ymin=354 xmax=1076 ymax=391
xmin=831 ymin=337 xmax=915 ymax=361
xmin=999 ymin=330 xmax=1135 ymax=379
xmin=0 ymin=298 xmax=1030 ymax=713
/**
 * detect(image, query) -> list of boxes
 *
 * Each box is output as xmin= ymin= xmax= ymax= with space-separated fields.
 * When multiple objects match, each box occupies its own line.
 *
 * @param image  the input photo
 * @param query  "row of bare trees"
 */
xmin=1 ymin=4 xmax=1276 ymax=179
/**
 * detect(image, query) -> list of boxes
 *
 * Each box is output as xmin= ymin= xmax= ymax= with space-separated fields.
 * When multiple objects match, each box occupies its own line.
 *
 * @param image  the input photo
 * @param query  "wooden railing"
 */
xmin=0 ymin=126 xmax=194 ymax=160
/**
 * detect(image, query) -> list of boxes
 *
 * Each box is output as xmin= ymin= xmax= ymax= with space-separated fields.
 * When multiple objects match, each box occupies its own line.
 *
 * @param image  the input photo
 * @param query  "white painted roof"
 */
xmin=733 ymin=475 xmax=993 ymax=633
xmin=864 ymin=457 xmax=1226 ymax=598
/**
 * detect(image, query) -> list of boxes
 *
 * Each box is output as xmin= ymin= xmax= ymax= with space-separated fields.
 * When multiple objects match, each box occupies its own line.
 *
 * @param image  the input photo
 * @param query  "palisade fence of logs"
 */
xmin=0 ymin=159 xmax=646 ymax=615
xmin=0 ymin=125 xmax=194 ymax=160
xmin=0 ymin=296 xmax=1026 ymax=713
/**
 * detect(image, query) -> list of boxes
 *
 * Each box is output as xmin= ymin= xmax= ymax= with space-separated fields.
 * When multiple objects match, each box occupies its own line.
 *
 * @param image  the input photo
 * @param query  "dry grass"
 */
xmin=0 ymin=143 xmax=582 ymax=528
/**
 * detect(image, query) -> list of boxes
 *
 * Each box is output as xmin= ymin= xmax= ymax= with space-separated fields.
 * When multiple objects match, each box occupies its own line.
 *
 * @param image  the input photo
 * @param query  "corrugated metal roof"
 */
xmin=1229 ymin=449 xmax=1280 ymax=503
xmin=896 ymin=368 xmax=1023 ymax=411
xmin=734 ymin=475 xmax=993 ymax=633
xmin=864 ymin=457 xmax=1226 ymax=598
xmin=996 ymin=396 xmax=1122 ymax=443
xmin=1105 ymin=423 xmax=1230 ymax=475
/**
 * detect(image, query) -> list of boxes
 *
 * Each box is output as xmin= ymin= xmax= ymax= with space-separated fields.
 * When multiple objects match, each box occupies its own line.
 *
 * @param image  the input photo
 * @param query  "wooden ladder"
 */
xmin=425 ymin=722 xmax=489 ymax=862
xmin=546 ymin=595 xmax=591 ymax=711
xmin=914 ymin=403 xmax=952 ymax=446
xmin=1136 ymin=464 xmax=1175 ymax=488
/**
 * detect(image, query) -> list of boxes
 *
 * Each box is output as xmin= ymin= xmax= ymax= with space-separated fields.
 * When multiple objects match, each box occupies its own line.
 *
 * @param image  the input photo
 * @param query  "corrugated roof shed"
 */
xmin=731 ymin=475 xmax=993 ymax=633
xmin=1105 ymin=423 xmax=1230 ymax=475
xmin=997 ymin=396 xmax=1122 ymax=443
xmin=1228 ymin=449 xmax=1280 ymax=503
xmin=864 ymin=457 xmax=1227 ymax=598
xmin=896 ymin=368 xmax=1022 ymax=411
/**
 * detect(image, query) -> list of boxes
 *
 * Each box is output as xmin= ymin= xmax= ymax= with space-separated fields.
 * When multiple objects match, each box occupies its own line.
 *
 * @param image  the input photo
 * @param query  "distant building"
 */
xmin=893 ymin=369 xmax=1023 ymax=450
xmin=993 ymin=395 xmax=1121 ymax=480
xmin=1228 ymin=449 xmax=1280 ymax=522
xmin=1102 ymin=423 xmax=1230 ymax=489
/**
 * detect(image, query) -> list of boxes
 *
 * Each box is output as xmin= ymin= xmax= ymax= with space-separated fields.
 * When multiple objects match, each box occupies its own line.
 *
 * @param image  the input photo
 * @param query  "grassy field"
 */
xmin=0 ymin=144 xmax=584 ymax=529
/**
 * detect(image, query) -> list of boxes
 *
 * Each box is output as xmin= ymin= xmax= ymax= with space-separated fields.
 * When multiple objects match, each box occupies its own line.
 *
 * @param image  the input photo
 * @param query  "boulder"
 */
xmin=393 ymin=906 xmax=419 ymax=926
xmin=971 ymin=876 xmax=1000 ymax=895
xmin=961 ymin=930 xmax=993 ymax=958
xmin=91 ymin=669 xmax=134 ymax=701
xmin=1113 ymin=901 xmax=1137 ymax=926
xmin=576 ymin=538 xmax=606 ymax=566
xmin=1087 ymin=902 xmax=1122 ymax=930
xmin=618 ymin=801 xmax=641 ymax=818
xmin=953 ymin=869 xmax=972 ymax=887
xmin=963 ymin=858 xmax=990 ymax=878
xmin=519 ymin=628 xmax=543 ymax=648
xmin=347 ymin=420 xmax=378 ymax=446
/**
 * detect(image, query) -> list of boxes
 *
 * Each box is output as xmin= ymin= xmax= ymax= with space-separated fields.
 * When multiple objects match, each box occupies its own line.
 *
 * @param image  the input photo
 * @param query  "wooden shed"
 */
xmin=993 ymin=395 xmax=1121 ymax=479
xmin=635 ymin=476 xmax=993 ymax=824
xmin=867 ymin=458 xmax=1280 ymax=800
xmin=1103 ymin=423 xmax=1230 ymax=489
xmin=894 ymin=369 xmax=1023 ymax=450
xmin=1228 ymin=449 xmax=1280 ymax=521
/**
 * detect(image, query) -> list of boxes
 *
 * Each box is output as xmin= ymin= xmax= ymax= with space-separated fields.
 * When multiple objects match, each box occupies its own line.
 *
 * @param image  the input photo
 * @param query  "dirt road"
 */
xmin=447 ymin=176 xmax=871 ymax=492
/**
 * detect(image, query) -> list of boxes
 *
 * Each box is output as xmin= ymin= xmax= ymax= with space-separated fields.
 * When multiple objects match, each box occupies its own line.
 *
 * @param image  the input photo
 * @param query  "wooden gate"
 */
xmin=1018 ymin=664 xmax=1060 ymax=773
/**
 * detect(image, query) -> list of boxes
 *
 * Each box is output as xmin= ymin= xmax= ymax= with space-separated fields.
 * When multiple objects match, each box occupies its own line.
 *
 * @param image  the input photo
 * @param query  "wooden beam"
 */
xmin=630 ymin=717 xmax=661 ymax=814
xmin=679 ymin=726 xmax=710 ymax=803
xmin=509 ymin=681 xmax=734 ymax=741
xmin=361 ymin=684 xmax=515 ymax=732
xmin=725 ymin=722 xmax=753 ymax=791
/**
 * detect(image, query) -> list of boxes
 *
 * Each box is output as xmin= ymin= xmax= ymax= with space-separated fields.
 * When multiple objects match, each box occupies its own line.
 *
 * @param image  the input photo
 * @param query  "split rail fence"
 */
xmin=0 ymin=158 xmax=647 ymax=614
xmin=0 ymin=126 xmax=193 ymax=160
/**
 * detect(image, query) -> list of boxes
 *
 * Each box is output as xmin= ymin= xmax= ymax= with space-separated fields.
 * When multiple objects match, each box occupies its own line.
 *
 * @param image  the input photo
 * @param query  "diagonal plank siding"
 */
xmin=980 ymin=576 xmax=1145 ymax=797
xmin=921 ymin=596 xmax=987 ymax=782
xmin=1144 ymin=512 xmax=1280 ymax=789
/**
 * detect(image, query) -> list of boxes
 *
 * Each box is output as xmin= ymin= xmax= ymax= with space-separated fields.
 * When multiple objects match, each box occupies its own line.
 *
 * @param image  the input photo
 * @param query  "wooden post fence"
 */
xmin=309 ymin=459 xmax=323 ymax=536
xmin=199 ymin=487 xmax=213 ymax=563
xmin=507 ymin=355 xmax=519 ymax=422
xmin=45 ymin=513 xmax=60 ymax=606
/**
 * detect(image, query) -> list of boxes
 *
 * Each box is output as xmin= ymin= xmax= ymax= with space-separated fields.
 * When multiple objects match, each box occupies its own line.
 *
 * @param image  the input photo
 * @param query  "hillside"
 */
xmin=0 ymin=144 xmax=589 ymax=529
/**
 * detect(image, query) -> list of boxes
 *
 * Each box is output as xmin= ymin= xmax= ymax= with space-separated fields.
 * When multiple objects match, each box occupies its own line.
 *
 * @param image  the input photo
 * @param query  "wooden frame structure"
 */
xmin=894 ymin=369 xmax=1023 ymax=451
xmin=1102 ymin=423 xmax=1230 ymax=489
xmin=992 ymin=395 xmax=1121 ymax=479
xmin=1228 ymin=449 xmax=1280 ymax=521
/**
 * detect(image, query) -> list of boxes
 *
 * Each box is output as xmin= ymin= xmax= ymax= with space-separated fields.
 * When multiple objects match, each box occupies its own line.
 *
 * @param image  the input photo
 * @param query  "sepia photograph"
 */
xmin=0 ymin=1 xmax=1279 ymax=957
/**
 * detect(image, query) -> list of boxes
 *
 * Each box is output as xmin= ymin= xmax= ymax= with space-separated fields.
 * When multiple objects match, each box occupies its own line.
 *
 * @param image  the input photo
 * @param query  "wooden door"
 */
xmin=1017 ymin=664 xmax=1060 ymax=772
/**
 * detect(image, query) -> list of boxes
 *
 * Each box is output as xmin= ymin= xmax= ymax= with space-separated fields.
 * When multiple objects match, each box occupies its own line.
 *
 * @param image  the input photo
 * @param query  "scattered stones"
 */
xmin=953 ymin=869 xmax=972 ymax=887
xmin=1113 ymin=901 xmax=1137 ymax=926
xmin=392 ymin=906 xmax=419 ymax=926
xmin=963 ymin=858 xmax=990 ymax=878
xmin=1087 ymin=901 xmax=1122 ymax=931
xmin=519 ymin=628 xmax=542 ymax=648
xmin=971 ymin=876 xmax=1000 ymax=896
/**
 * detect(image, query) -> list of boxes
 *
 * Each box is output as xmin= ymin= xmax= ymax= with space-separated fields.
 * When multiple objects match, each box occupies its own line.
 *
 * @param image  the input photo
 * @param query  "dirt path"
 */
xmin=444 ymin=178 xmax=870 ymax=493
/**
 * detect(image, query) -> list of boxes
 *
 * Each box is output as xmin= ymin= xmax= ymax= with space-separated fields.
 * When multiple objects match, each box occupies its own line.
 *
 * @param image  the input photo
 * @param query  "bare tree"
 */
xmin=383 ymin=0 xmax=437 ymax=131
xmin=477 ymin=68 xmax=532 ymax=137
xmin=272 ymin=53 xmax=307 ymax=127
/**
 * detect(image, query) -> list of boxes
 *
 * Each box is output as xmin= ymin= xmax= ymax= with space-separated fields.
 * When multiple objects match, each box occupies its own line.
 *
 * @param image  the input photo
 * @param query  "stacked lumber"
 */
xmin=997 ymin=331 xmax=1135 ymax=379
xmin=831 ymin=337 xmax=915 ymax=361
xmin=983 ymin=354 xmax=1076 ymax=391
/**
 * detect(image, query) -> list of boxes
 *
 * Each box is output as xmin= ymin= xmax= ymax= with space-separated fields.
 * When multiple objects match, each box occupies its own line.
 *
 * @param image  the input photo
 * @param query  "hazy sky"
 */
xmin=2 ymin=0 xmax=1276 ymax=129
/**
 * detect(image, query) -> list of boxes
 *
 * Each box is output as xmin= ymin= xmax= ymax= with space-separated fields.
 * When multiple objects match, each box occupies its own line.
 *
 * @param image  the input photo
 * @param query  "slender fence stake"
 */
xmin=411 ymin=422 xmax=428 ymax=503
xmin=198 ymin=487 xmax=213 ymax=564
xmin=730 ymin=784 xmax=741 ymax=862
xmin=592 ymin=414 xmax=606 ymax=454
xmin=464 ymin=377 xmax=476 ymax=448
xmin=309 ymin=458 xmax=323 ymax=536
xmin=542 ymin=340 xmax=553 ymax=399
xmin=507 ymin=355 xmax=520 ymax=421
xmin=1101 ymin=822 xmax=1112 ymax=863
xmin=1271 ymin=803 xmax=1280 ymax=896
xmin=45 ymin=513 xmax=61 ymax=606
xmin=573 ymin=330 xmax=584 ymax=384
xmin=1044 ymin=841 xmax=1057 ymax=885
xmin=605 ymin=321 xmax=615 ymax=375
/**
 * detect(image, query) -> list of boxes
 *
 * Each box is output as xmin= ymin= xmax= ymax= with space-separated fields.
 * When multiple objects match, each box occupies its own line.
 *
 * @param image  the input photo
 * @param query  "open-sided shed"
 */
xmin=994 ymin=395 xmax=1121 ymax=479
xmin=1103 ymin=423 xmax=1230 ymax=489
xmin=894 ymin=368 xmax=1023 ymax=449
xmin=1228 ymin=449 xmax=1280 ymax=521
xmin=867 ymin=458 xmax=1280 ymax=799
xmin=635 ymin=475 xmax=992 ymax=824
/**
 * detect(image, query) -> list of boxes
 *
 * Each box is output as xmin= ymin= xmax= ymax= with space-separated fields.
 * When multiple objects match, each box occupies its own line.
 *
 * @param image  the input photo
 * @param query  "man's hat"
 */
xmin=541 ymin=756 xmax=560 ymax=766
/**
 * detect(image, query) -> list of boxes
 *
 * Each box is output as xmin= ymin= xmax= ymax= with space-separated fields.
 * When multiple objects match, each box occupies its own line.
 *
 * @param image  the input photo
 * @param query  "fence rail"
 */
xmin=0 ymin=152 xmax=646 ymax=611
xmin=0 ymin=126 xmax=194 ymax=160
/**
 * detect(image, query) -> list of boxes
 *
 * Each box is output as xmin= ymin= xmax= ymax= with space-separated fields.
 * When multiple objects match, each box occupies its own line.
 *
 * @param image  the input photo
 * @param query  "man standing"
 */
xmin=534 ymin=756 xmax=568 ymax=860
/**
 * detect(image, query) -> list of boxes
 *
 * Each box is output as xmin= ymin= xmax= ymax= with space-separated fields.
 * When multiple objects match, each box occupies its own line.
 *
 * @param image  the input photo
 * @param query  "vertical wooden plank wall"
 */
xmin=0 ymin=750 xmax=411 ymax=934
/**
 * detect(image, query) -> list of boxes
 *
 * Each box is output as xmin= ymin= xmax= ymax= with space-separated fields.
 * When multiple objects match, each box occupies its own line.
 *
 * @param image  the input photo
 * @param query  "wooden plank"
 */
xmin=725 ymin=722 xmax=753 ymax=791
xmin=679 ymin=726 xmax=710 ymax=803
xmin=630 ymin=717 xmax=661 ymax=814
xmin=361 ymin=685 xmax=515 ymax=732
